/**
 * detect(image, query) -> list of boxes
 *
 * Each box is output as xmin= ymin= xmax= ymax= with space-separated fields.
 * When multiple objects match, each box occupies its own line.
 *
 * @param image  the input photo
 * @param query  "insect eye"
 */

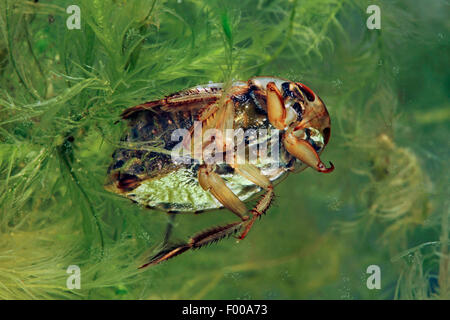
xmin=296 ymin=83 xmax=315 ymax=102
xmin=323 ymin=127 xmax=331 ymax=145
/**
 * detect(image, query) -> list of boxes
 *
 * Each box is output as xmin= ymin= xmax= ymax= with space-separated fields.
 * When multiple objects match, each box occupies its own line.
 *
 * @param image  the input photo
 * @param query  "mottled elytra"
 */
xmin=105 ymin=77 xmax=334 ymax=267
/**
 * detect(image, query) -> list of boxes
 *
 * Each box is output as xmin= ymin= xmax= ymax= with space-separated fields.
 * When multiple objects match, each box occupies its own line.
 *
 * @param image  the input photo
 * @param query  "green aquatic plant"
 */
xmin=340 ymin=133 xmax=433 ymax=248
xmin=0 ymin=0 xmax=448 ymax=299
xmin=393 ymin=204 xmax=449 ymax=300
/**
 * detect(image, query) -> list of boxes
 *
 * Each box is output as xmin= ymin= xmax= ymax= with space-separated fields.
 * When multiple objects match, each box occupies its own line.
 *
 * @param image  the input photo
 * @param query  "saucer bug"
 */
xmin=105 ymin=76 xmax=334 ymax=267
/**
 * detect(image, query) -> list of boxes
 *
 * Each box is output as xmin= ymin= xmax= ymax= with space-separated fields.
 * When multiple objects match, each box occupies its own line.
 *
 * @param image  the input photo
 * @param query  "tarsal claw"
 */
xmin=283 ymin=130 xmax=334 ymax=173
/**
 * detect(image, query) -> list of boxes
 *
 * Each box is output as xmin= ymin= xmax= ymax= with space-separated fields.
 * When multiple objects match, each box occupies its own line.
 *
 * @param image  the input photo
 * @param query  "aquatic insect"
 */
xmin=105 ymin=77 xmax=334 ymax=268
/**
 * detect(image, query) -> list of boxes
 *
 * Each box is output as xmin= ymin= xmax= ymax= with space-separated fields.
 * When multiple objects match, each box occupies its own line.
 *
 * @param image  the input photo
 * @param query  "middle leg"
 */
xmin=232 ymin=163 xmax=275 ymax=240
xmin=200 ymin=162 xmax=276 ymax=240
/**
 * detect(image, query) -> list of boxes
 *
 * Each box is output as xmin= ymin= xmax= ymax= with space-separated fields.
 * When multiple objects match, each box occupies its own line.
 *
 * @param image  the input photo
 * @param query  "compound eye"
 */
xmin=323 ymin=127 xmax=331 ymax=145
xmin=296 ymin=82 xmax=315 ymax=102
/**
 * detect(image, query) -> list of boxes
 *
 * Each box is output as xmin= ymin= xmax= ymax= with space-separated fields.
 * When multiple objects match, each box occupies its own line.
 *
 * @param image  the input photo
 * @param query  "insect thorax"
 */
xmin=106 ymin=90 xmax=296 ymax=212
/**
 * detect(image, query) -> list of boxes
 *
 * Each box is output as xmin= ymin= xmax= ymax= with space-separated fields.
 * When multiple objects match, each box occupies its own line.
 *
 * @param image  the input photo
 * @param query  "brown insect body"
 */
xmin=106 ymin=77 xmax=334 ymax=267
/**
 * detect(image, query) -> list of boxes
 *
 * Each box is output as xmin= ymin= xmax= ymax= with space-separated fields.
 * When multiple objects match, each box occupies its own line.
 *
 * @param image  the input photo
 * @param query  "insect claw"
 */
xmin=109 ymin=77 xmax=333 ymax=267
xmin=318 ymin=161 xmax=334 ymax=173
xmin=284 ymin=131 xmax=335 ymax=174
